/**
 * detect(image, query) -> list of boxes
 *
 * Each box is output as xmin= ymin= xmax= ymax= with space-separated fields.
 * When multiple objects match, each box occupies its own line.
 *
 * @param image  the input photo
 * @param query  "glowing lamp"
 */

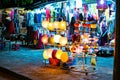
xmin=54 ymin=35 xmax=61 ymax=43
xmin=41 ymin=34 xmax=48 ymax=45
xmin=91 ymin=24 xmax=96 ymax=28
xmin=47 ymin=48 xmax=53 ymax=58
xmin=61 ymin=52 xmax=68 ymax=62
xmin=74 ymin=22 xmax=80 ymax=28
xmin=59 ymin=21 xmax=66 ymax=30
xmin=52 ymin=50 xmax=57 ymax=59
xmin=42 ymin=20 xmax=49 ymax=29
xmin=54 ymin=21 xmax=59 ymax=29
xmin=55 ymin=50 xmax=63 ymax=59
xmin=43 ymin=50 xmax=49 ymax=60
xmin=48 ymin=36 xmax=54 ymax=45
xmin=76 ymin=46 xmax=83 ymax=54
xmin=48 ymin=22 xmax=54 ymax=31
xmin=59 ymin=37 xmax=68 ymax=46
xmin=82 ymin=23 xmax=87 ymax=27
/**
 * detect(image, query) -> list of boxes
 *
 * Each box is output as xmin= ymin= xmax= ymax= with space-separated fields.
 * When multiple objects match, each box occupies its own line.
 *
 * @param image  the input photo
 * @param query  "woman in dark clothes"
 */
xmin=69 ymin=17 xmax=76 ymax=35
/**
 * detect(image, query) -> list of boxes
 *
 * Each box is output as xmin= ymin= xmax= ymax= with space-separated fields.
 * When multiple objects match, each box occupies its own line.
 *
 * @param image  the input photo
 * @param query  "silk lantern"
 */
xmin=74 ymin=22 xmax=80 ymax=28
xmin=43 ymin=50 xmax=49 ymax=59
xmin=42 ymin=20 xmax=49 ymax=29
xmin=41 ymin=34 xmax=48 ymax=45
xmin=52 ymin=50 xmax=57 ymax=59
xmin=49 ymin=58 xmax=60 ymax=66
xmin=61 ymin=52 xmax=69 ymax=62
xmin=47 ymin=48 xmax=53 ymax=58
xmin=54 ymin=35 xmax=61 ymax=43
xmin=54 ymin=21 xmax=59 ymax=29
xmin=59 ymin=21 xmax=66 ymax=30
xmin=91 ymin=24 xmax=97 ymax=28
xmin=48 ymin=36 xmax=54 ymax=45
xmin=55 ymin=50 xmax=63 ymax=59
xmin=48 ymin=22 xmax=54 ymax=31
xmin=59 ymin=37 xmax=68 ymax=46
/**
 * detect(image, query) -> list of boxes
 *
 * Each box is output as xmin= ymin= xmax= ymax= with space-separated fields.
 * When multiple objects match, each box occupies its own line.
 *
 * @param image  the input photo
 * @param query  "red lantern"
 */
xmin=87 ymin=24 xmax=91 ymax=28
xmin=82 ymin=23 xmax=87 ymax=27
xmin=74 ymin=22 xmax=79 ymax=28
xmin=49 ymin=58 xmax=60 ymax=66
xmin=52 ymin=50 xmax=57 ymax=59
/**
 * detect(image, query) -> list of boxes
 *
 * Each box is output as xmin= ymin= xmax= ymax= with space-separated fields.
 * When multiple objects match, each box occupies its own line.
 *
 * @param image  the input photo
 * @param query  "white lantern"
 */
xmin=54 ymin=35 xmax=61 ymax=43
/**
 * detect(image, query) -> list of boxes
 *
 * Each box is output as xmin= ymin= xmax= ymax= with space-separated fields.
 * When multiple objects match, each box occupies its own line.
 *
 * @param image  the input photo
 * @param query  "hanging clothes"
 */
xmin=9 ymin=21 xmax=15 ymax=34
xmin=34 ymin=13 xmax=38 ymax=23
xmin=46 ymin=8 xmax=51 ymax=21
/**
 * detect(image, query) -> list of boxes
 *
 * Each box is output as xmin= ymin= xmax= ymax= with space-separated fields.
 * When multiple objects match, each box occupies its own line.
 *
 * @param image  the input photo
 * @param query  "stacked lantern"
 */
xmin=43 ymin=49 xmax=69 ymax=66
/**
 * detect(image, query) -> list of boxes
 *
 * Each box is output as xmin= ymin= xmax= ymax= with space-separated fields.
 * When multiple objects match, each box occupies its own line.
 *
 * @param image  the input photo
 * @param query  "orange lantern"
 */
xmin=91 ymin=24 xmax=96 ymax=28
xmin=59 ymin=37 xmax=68 ymax=46
xmin=59 ymin=21 xmax=66 ymax=30
xmin=42 ymin=20 xmax=49 ymax=29
xmin=70 ymin=45 xmax=77 ymax=53
xmin=55 ymin=50 xmax=63 ymax=59
xmin=48 ymin=22 xmax=54 ymax=31
xmin=48 ymin=36 xmax=54 ymax=45
xmin=41 ymin=34 xmax=48 ymax=45
xmin=54 ymin=21 xmax=59 ymax=29
xmin=61 ymin=52 xmax=69 ymax=62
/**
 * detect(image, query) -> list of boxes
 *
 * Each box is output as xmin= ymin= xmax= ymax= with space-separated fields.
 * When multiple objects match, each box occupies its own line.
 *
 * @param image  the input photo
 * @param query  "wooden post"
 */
xmin=113 ymin=0 xmax=120 ymax=80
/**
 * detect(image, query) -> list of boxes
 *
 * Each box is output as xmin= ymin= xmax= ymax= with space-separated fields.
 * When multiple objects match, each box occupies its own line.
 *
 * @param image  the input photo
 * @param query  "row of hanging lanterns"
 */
xmin=42 ymin=20 xmax=67 ymax=31
xmin=41 ymin=34 xmax=68 ymax=46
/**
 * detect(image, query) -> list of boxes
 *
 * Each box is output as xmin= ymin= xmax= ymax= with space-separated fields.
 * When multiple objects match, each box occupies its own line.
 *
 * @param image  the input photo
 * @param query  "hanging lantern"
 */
xmin=59 ymin=37 xmax=68 ymax=46
xmin=59 ymin=21 xmax=66 ymax=30
xmin=42 ymin=20 xmax=49 ymax=29
xmin=91 ymin=24 xmax=97 ymax=28
xmin=61 ymin=52 xmax=69 ymax=62
xmin=54 ymin=35 xmax=61 ymax=43
xmin=82 ymin=23 xmax=87 ymax=27
xmin=54 ymin=21 xmax=59 ymax=29
xmin=41 ymin=34 xmax=48 ymax=45
xmin=49 ymin=58 xmax=60 ymax=66
xmin=47 ymin=48 xmax=53 ymax=58
xmin=48 ymin=35 xmax=54 ymax=45
xmin=70 ymin=45 xmax=77 ymax=53
xmin=87 ymin=24 xmax=91 ymax=28
xmin=43 ymin=50 xmax=49 ymax=60
xmin=47 ymin=22 xmax=54 ymax=31
xmin=55 ymin=50 xmax=63 ymax=59
xmin=76 ymin=46 xmax=83 ymax=54
xmin=52 ymin=50 xmax=57 ymax=59
xmin=74 ymin=22 xmax=80 ymax=28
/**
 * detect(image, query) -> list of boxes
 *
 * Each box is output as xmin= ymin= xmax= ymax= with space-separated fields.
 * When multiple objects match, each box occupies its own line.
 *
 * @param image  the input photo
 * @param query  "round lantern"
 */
xmin=43 ymin=50 xmax=49 ymax=60
xmin=91 ymin=24 xmax=96 ymax=28
xmin=74 ymin=22 xmax=80 ymax=28
xmin=59 ymin=37 xmax=68 ymax=46
xmin=82 ymin=23 xmax=87 ymax=27
xmin=54 ymin=35 xmax=61 ymax=43
xmin=42 ymin=20 xmax=49 ymax=29
xmin=59 ymin=21 xmax=66 ymax=30
xmin=52 ymin=50 xmax=57 ymax=59
xmin=47 ymin=22 xmax=54 ymax=31
xmin=49 ymin=58 xmax=60 ymax=66
xmin=41 ymin=34 xmax=48 ymax=45
xmin=54 ymin=21 xmax=59 ymax=29
xmin=55 ymin=50 xmax=63 ymax=59
xmin=61 ymin=52 xmax=69 ymax=62
xmin=70 ymin=45 xmax=77 ymax=53
xmin=48 ymin=36 xmax=54 ymax=45
xmin=47 ymin=48 xmax=53 ymax=58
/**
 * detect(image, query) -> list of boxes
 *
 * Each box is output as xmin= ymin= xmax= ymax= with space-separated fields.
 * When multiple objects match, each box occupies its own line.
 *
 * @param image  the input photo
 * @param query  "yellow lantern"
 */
xmin=59 ymin=21 xmax=66 ymax=30
xmin=91 ymin=24 xmax=96 ymax=28
xmin=48 ymin=36 xmax=54 ymax=45
xmin=43 ymin=50 xmax=49 ymax=59
xmin=61 ymin=52 xmax=68 ymax=62
xmin=59 ymin=37 xmax=68 ymax=46
xmin=42 ymin=20 xmax=49 ymax=29
xmin=47 ymin=22 xmax=54 ymax=31
xmin=54 ymin=35 xmax=61 ymax=43
xmin=54 ymin=21 xmax=59 ymax=29
xmin=41 ymin=34 xmax=48 ymax=45
xmin=55 ymin=50 xmax=63 ymax=59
